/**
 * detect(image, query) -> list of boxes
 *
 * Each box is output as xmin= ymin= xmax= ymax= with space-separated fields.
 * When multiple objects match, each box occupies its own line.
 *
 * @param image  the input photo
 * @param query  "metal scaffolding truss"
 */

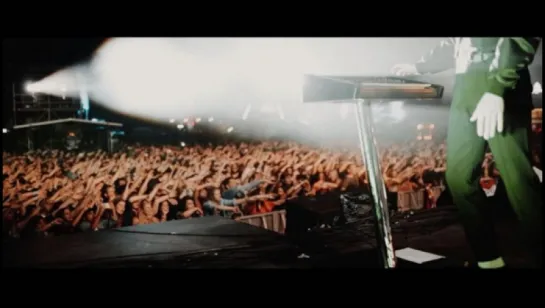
xmin=12 ymin=83 xmax=83 ymax=126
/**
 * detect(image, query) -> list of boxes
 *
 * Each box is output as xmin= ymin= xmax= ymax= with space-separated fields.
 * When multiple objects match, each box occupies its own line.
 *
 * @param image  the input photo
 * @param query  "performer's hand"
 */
xmin=391 ymin=64 xmax=419 ymax=76
xmin=470 ymin=92 xmax=504 ymax=140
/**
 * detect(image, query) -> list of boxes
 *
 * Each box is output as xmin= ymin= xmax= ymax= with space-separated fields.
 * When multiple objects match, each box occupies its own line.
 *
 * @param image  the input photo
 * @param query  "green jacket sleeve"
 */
xmin=415 ymin=38 xmax=456 ymax=74
xmin=487 ymin=37 xmax=541 ymax=97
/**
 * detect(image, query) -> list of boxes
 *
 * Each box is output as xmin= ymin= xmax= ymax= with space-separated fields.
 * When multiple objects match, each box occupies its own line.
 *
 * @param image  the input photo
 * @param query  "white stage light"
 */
xmin=25 ymin=82 xmax=37 ymax=93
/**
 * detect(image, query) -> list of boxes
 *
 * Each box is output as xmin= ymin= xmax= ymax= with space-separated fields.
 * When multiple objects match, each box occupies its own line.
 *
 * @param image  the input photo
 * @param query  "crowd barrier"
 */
xmin=238 ymin=210 xmax=286 ymax=234
xmin=239 ymin=187 xmax=444 ymax=232
xmin=397 ymin=186 xmax=444 ymax=212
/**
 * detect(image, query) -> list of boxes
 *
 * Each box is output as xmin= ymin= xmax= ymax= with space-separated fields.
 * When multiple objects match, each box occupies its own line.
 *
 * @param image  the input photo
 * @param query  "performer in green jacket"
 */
xmin=393 ymin=38 xmax=542 ymax=268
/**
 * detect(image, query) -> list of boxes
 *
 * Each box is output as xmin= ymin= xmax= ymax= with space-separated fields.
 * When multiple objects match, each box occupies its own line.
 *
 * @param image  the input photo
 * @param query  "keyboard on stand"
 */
xmin=301 ymin=74 xmax=444 ymax=269
xmin=302 ymin=75 xmax=444 ymax=102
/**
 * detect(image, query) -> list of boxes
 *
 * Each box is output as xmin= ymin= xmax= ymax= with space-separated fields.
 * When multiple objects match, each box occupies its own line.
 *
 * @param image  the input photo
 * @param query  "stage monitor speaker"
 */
xmin=285 ymin=193 xmax=342 ymax=236
xmin=340 ymin=192 xmax=373 ymax=223
xmin=285 ymin=191 xmax=377 ymax=234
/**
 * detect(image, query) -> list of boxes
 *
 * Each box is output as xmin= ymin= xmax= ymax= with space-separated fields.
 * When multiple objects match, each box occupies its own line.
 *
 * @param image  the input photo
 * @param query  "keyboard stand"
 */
xmin=302 ymin=75 xmax=444 ymax=268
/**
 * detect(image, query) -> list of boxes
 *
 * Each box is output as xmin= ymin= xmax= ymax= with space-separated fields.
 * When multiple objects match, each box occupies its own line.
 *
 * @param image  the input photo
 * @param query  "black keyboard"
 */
xmin=302 ymin=74 xmax=444 ymax=102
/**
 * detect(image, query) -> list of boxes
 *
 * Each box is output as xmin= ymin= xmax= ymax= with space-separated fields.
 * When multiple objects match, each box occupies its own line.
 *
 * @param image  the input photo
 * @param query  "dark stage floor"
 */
xmin=301 ymin=206 xmax=535 ymax=268
xmin=2 ymin=207 xmax=535 ymax=268
xmin=2 ymin=216 xmax=306 ymax=268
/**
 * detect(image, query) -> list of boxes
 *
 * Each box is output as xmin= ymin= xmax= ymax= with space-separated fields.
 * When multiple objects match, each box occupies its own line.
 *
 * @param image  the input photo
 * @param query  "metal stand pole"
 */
xmin=354 ymin=99 xmax=396 ymax=268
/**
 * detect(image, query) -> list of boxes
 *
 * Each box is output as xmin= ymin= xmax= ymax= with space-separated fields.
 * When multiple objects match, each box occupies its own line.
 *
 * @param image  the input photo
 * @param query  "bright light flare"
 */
xmin=90 ymin=38 xmax=211 ymax=119
xmin=226 ymin=126 xmax=234 ymax=133
xmin=22 ymin=38 xmax=436 ymax=147
xmin=24 ymin=65 xmax=89 ymax=97
xmin=29 ymin=38 xmax=321 ymax=124
xmin=25 ymin=81 xmax=38 ymax=93
xmin=230 ymin=39 xmax=315 ymax=100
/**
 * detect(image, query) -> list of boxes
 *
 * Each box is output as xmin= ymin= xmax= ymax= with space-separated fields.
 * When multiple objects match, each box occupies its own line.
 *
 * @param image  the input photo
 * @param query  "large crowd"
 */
xmin=3 ymin=140 xmax=450 ymax=240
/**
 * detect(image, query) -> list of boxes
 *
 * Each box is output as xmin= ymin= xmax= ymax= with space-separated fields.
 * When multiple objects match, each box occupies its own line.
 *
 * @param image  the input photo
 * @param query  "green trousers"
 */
xmin=445 ymin=63 xmax=542 ymax=266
